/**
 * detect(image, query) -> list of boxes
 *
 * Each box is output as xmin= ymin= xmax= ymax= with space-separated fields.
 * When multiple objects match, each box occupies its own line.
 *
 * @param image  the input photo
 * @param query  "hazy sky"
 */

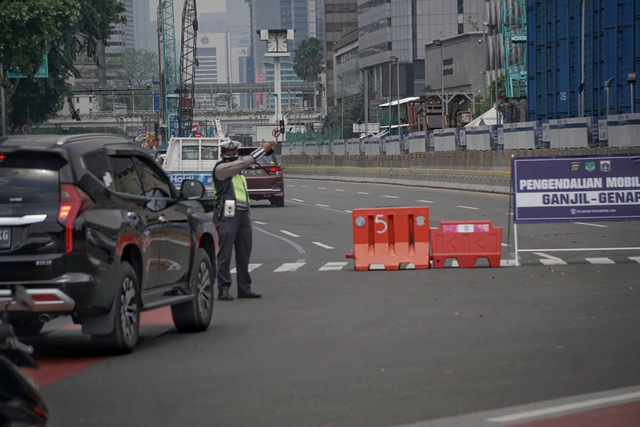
xmin=150 ymin=0 xmax=225 ymax=18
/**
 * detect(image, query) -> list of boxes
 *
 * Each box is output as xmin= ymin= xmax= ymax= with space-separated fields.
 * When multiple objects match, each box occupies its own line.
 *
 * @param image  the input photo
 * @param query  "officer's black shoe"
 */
xmin=218 ymin=292 xmax=234 ymax=301
xmin=238 ymin=291 xmax=262 ymax=299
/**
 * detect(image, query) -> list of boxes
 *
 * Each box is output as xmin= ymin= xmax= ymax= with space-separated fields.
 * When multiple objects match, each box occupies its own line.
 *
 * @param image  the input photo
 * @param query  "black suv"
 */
xmin=0 ymin=134 xmax=216 ymax=354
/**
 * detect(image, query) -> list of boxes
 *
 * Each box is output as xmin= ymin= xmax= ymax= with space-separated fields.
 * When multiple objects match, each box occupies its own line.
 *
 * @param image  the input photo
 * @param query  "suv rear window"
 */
xmin=238 ymin=148 xmax=279 ymax=166
xmin=0 ymin=151 xmax=62 ymax=203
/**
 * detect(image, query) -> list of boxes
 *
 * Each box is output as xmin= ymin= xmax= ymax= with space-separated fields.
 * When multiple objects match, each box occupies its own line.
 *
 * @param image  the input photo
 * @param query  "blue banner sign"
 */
xmin=512 ymin=154 xmax=640 ymax=223
xmin=168 ymin=172 xmax=213 ymax=189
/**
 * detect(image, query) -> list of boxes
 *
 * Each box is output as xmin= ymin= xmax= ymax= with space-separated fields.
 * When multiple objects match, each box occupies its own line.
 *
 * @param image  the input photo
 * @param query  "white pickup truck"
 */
xmin=162 ymin=136 xmax=230 ymax=208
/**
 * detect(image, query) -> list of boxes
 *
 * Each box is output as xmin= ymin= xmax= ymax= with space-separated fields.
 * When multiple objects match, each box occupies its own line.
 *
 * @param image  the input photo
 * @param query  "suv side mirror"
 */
xmin=180 ymin=179 xmax=205 ymax=200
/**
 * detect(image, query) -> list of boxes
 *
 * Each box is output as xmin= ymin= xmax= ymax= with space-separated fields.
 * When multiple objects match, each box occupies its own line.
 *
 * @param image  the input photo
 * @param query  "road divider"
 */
xmin=430 ymin=221 xmax=502 ymax=268
xmin=346 ymin=207 xmax=431 ymax=271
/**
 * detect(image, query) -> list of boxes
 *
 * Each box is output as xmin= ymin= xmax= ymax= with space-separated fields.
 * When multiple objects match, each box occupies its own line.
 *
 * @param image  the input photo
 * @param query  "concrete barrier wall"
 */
xmin=282 ymin=146 xmax=640 ymax=195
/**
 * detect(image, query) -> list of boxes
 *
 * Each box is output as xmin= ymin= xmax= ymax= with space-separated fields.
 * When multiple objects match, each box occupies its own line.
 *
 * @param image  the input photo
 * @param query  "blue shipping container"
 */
xmin=527 ymin=0 xmax=640 ymax=120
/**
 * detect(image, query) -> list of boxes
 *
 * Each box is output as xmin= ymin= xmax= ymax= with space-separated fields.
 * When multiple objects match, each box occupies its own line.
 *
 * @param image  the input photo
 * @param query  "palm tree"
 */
xmin=293 ymin=37 xmax=324 ymax=82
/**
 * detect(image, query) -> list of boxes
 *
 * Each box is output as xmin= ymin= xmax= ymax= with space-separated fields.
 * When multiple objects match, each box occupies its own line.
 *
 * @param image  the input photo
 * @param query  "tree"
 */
xmin=105 ymin=49 xmax=157 ymax=86
xmin=324 ymin=87 xmax=377 ymax=140
xmin=103 ymin=48 xmax=158 ymax=111
xmin=1 ymin=0 xmax=125 ymax=130
xmin=293 ymin=37 xmax=323 ymax=82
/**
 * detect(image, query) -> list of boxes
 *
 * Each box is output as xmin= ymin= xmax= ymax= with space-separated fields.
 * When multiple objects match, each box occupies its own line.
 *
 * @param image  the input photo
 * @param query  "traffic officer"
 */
xmin=213 ymin=139 xmax=277 ymax=300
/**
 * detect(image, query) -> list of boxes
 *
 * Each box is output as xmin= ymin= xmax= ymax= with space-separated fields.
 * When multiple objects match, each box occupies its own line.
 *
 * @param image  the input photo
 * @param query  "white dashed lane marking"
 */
xmin=280 ymin=230 xmax=300 ymax=238
xmin=253 ymin=221 xmax=267 ymax=225
xmin=586 ymin=257 xmax=615 ymax=264
xmin=319 ymin=262 xmax=349 ymax=271
xmin=533 ymin=252 xmax=567 ymax=266
xmin=315 ymin=203 xmax=330 ymax=207
xmin=457 ymin=205 xmax=480 ymax=210
xmin=357 ymin=192 xmax=369 ymax=194
xmin=335 ymin=189 xmax=345 ymax=192
xmin=312 ymin=242 xmax=334 ymax=250
xmin=317 ymin=187 xmax=327 ymax=190
xmin=415 ymin=200 xmax=435 ymax=203
xmin=344 ymin=210 xmax=352 ymax=213
xmin=273 ymin=262 xmax=306 ymax=272
xmin=630 ymin=257 xmax=640 ymax=263
xmin=291 ymin=198 xmax=305 ymax=203
xmin=231 ymin=263 xmax=262 ymax=274
xmin=382 ymin=195 xmax=400 ymax=199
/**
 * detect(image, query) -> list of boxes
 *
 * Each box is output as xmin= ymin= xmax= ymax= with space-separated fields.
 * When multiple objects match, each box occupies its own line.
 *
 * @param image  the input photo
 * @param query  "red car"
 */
xmin=238 ymin=147 xmax=285 ymax=207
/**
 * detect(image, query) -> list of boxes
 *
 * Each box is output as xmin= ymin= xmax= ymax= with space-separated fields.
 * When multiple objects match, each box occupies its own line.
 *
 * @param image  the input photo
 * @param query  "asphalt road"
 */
xmin=25 ymin=179 xmax=640 ymax=427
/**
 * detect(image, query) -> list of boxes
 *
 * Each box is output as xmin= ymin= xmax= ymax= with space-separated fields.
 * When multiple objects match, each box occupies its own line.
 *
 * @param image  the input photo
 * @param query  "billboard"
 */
xmin=512 ymin=155 xmax=640 ymax=223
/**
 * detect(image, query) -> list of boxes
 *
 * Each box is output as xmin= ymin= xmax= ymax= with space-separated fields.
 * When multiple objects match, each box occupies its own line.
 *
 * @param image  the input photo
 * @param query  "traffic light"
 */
xmin=279 ymin=120 xmax=285 ymax=135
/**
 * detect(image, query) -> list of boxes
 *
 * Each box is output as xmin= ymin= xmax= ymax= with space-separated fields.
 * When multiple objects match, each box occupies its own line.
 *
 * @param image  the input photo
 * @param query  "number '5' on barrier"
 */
xmin=346 ymin=207 xmax=431 ymax=271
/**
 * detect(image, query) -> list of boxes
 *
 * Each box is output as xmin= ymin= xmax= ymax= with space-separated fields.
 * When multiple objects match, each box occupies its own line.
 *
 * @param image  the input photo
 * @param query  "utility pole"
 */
xmin=157 ymin=4 xmax=167 ymax=146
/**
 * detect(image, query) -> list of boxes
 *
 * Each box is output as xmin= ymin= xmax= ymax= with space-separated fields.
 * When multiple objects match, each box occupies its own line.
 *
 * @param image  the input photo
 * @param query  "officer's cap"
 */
xmin=219 ymin=140 xmax=241 ymax=150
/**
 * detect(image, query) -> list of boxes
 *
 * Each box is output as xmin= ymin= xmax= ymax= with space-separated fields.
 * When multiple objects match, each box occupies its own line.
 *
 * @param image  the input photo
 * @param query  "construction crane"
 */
xmin=158 ymin=0 xmax=179 ymax=142
xmin=177 ymin=0 xmax=198 ymax=136
xmin=501 ymin=0 xmax=527 ymax=98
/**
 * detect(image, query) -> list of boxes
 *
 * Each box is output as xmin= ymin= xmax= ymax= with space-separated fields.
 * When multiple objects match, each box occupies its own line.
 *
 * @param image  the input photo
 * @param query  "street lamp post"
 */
xmin=339 ymin=75 xmax=344 ymax=139
xmin=433 ymin=40 xmax=444 ymax=129
xmin=605 ymin=77 xmax=614 ymax=116
xmin=390 ymin=56 xmax=400 ymax=136
xmin=628 ymin=73 xmax=636 ymax=114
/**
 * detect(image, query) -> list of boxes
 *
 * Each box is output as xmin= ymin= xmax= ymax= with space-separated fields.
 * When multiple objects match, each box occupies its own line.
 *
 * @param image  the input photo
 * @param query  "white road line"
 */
xmin=344 ymin=209 xmax=352 ymax=213
xmin=291 ymin=198 xmax=305 ymax=203
xmin=335 ymin=189 xmax=345 ymax=192
xmin=382 ymin=195 xmax=400 ymax=199
xmin=274 ymin=262 xmax=306 ymax=272
xmin=315 ymin=203 xmax=330 ymax=207
xmin=280 ymin=230 xmax=300 ymax=238
xmin=630 ymin=257 xmax=640 ymax=263
xmin=287 ymin=185 xmax=295 ymax=187
xmin=533 ymin=252 xmax=567 ymax=266
xmin=486 ymin=391 xmax=640 ymax=423
xmin=317 ymin=187 xmax=327 ymax=189
xmin=457 ymin=205 xmax=480 ymax=210
xmin=319 ymin=262 xmax=348 ymax=271
xmin=415 ymin=200 xmax=435 ymax=203
xmin=301 ymin=185 xmax=308 ymax=188
xmin=231 ymin=263 xmax=262 ymax=274
xmin=586 ymin=257 xmax=615 ymax=264
xmin=574 ymin=222 xmax=609 ymax=228
xmin=357 ymin=192 xmax=369 ymax=194
xmin=253 ymin=221 xmax=267 ymax=225
xmin=501 ymin=243 xmax=509 ymax=247
xmin=312 ymin=242 xmax=334 ymax=250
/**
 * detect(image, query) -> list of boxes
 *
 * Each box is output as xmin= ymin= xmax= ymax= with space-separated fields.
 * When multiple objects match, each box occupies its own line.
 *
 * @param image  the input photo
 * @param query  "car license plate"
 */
xmin=243 ymin=169 xmax=263 ymax=176
xmin=0 ymin=227 xmax=10 ymax=248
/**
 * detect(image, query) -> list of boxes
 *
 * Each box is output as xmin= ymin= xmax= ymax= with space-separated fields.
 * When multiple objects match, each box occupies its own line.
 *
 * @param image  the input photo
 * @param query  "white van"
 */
xmin=163 ymin=136 xmax=230 ymax=199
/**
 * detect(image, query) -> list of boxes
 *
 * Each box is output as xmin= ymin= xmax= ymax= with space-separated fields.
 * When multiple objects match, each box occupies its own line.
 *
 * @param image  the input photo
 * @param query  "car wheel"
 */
xmin=92 ymin=261 xmax=140 ymax=354
xmin=271 ymin=195 xmax=285 ymax=207
xmin=171 ymin=248 xmax=214 ymax=333
xmin=10 ymin=317 xmax=44 ymax=336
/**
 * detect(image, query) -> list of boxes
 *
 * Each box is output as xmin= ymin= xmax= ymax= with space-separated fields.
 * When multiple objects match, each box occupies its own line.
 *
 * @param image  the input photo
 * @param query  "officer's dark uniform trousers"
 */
xmin=213 ymin=208 xmax=252 ymax=295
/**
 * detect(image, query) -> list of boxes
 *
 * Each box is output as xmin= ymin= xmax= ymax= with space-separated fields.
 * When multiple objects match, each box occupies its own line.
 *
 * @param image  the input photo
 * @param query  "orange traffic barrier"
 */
xmin=430 ymin=221 xmax=502 ymax=268
xmin=346 ymin=207 xmax=431 ymax=270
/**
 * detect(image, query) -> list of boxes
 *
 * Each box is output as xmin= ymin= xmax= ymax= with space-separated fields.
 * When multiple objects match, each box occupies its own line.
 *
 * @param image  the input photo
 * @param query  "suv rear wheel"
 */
xmin=271 ymin=195 xmax=285 ymax=207
xmin=171 ymin=248 xmax=214 ymax=332
xmin=92 ymin=261 xmax=140 ymax=354
xmin=10 ymin=318 xmax=45 ymax=337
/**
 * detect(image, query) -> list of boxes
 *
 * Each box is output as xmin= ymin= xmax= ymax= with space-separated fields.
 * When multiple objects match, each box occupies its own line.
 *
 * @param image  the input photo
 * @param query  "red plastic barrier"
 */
xmin=346 ymin=207 xmax=431 ymax=271
xmin=430 ymin=221 xmax=502 ymax=268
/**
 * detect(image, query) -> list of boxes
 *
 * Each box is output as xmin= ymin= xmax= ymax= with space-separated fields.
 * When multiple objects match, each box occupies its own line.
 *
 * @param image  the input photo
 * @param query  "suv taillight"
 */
xmin=58 ymin=184 xmax=94 ymax=253
xmin=266 ymin=165 xmax=282 ymax=175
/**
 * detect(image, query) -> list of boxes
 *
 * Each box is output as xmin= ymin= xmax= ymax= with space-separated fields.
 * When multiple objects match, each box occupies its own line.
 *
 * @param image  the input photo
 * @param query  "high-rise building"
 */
xmin=133 ymin=0 xmax=158 ymax=54
xmin=357 ymin=0 xmax=486 ymax=101
xmin=324 ymin=1 xmax=358 ymax=107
